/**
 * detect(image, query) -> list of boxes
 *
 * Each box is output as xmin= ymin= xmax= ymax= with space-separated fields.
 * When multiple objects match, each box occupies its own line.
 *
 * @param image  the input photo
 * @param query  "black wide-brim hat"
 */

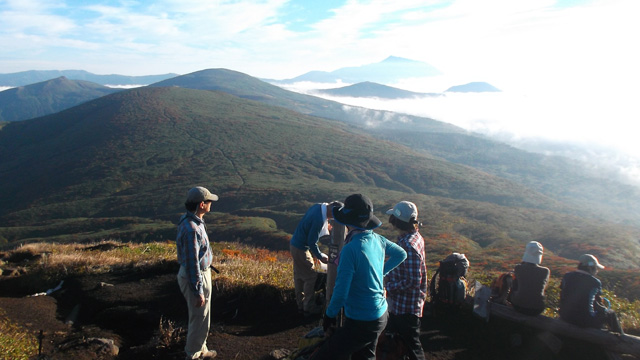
xmin=332 ymin=194 xmax=382 ymax=230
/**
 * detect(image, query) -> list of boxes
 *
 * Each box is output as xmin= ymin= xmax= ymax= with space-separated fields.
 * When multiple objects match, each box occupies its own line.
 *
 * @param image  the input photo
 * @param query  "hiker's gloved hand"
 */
xmin=322 ymin=314 xmax=336 ymax=332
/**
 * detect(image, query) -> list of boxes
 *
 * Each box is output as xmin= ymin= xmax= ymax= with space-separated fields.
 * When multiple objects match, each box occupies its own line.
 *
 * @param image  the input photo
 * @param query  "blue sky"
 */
xmin=1 ymin=0 xmax=640 ymax=182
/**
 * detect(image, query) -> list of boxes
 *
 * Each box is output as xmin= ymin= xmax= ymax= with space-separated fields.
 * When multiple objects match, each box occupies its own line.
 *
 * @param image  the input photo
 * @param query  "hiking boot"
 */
xmin=201 ymin=350 xmax=217 ymax=359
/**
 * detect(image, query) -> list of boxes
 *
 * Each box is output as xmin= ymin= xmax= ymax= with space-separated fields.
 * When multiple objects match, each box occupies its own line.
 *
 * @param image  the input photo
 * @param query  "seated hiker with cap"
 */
xmin=510 ymin=241 xmax=550 ymax=316
xmin=290 ymin=201 xmax=343 ymax=317
xmin=559 ymin=254 xmax=624 ymax=334
xmin=312 ymin=194 xmax=407 ymax=360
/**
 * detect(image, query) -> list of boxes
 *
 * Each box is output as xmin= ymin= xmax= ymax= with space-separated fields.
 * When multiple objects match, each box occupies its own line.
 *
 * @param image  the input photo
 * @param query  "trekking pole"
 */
xmin=326 ymin=219 xmax=345 ymax=324
xmin=38 ymin=330 xmax=44 ymax=356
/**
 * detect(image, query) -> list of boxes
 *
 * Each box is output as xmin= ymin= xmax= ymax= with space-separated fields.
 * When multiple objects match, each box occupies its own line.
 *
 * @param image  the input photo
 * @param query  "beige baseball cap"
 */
xmin=186 ymin=186 xmax=219 ymax=203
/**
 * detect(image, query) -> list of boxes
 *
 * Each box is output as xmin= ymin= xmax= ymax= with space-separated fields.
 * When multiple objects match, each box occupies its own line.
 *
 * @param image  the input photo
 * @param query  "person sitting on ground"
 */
xmin=559 ymin=254 xmax=624 ymax=334
xmin=384 ymin=201 xmax=428 ymax=360
xmin=290 ymin=201 xmax=343 ymax=317
xmin=312 ymin=194 xmax=407 ymax=360
xmin=509 ymin=241 xmax=550 ymax=316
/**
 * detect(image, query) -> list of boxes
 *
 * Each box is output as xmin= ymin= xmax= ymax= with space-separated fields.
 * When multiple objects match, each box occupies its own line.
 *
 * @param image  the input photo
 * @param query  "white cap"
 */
xmin=386 ymin=201 xmax=418 ymax=223
xmin=522 ymin=241 xmax=543 ymax=265
xmin=579 ymin=254 xmax=605 ymax=269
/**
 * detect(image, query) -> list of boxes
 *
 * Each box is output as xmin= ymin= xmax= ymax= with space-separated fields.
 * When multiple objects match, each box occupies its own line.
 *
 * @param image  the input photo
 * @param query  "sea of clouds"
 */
xmin=279 ymin=80 xmax=640 ymax=187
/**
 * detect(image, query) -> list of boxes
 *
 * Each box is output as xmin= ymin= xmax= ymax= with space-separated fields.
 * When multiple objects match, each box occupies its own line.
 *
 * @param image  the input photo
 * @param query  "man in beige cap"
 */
xmin=176 ymin=186 xmax=219 ymax=359
xmin=559 ymin=254 xmax=624 ymax=334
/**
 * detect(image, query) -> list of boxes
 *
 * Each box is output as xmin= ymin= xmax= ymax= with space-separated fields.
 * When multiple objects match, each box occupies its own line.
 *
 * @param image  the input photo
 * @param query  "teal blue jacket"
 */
xmin=326 ymin=230 xmax=407 ymax=321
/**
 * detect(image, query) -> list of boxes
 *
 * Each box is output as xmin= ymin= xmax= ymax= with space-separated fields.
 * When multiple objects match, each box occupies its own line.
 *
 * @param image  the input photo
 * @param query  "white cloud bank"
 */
xmin=282 ymin=80 xmax=640 ymax=186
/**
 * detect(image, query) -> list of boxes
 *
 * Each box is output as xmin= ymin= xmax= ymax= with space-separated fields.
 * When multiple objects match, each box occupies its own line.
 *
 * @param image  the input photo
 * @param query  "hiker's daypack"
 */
xmin=430 ymin=252 xmax=469 ymax=306
xmin=285 ymin=327 xmax=325 ymax=360
xmin=489 ymin=271 xmax=514 ymax=304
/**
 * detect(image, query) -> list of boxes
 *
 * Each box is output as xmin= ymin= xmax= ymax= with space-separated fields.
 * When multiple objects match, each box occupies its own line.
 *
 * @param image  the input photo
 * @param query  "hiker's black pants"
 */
xmin=386 ymin=313 xmax=426 ymax=360
xmin=312 ymin=311 xmax=387 ymax=360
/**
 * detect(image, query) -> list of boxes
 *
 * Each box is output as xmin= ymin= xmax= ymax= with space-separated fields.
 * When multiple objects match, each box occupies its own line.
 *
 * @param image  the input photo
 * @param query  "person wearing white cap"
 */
xmin=384 ymin=201 xmax=427 ymax=360
xmin=176 ymin=186 xmax=219 ymax=359
xmin=510 ymin=241 xmax=550 ymax=316
xmin=559 ymin=254 xmax=624 ymax=334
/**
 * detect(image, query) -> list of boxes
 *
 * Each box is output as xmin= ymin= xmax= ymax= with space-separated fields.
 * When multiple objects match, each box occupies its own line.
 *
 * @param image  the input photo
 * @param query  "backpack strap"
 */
xmin=429 ymin=267 xmax=440 ymax=299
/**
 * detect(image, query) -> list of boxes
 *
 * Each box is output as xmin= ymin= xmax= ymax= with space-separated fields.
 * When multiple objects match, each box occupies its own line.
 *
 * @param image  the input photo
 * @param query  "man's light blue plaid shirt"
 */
xmin=176 ymin=211 xmax=213 ymax=296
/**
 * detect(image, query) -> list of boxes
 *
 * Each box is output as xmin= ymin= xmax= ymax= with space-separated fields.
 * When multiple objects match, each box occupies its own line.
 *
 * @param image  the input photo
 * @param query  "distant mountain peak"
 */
xmin=314 ymin=81 xmax=438 ymax=99
xmin=0 ymin=76 xmax=121 ymax=121
xmin=273 ymin=56 xmax=441 ymax=85
xmin=381 ymin=55 xmax=423 ymax=64
xmin=445 ymin=82 xmax=501 ymax=93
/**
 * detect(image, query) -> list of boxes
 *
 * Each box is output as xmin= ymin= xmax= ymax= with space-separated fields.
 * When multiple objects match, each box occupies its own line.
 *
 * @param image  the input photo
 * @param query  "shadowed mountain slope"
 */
xmin=0 ymin=77 xmax=122 ymax=122
xmin=0 ymin=86 xmax=555 ymax=223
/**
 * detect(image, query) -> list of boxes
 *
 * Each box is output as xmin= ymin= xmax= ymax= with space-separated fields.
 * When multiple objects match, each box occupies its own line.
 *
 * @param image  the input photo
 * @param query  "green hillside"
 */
xmin=2 ymin=85 xmax=640 ymax=274
xmin=0 ymin=86 xmax=555 ymax=220
xmin=0 ymin=77 xmax=121 ymax=122
xmin=150 ymin=68 xmax=462 ymax=133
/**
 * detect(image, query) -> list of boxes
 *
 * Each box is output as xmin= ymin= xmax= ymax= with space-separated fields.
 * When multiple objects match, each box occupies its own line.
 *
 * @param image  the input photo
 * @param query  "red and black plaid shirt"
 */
xmin=385 ymin=231 xmax=428 ymax=316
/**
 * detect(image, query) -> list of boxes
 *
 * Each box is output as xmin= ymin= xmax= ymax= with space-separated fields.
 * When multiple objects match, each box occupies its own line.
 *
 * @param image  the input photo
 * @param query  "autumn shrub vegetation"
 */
xmin=2 ymin=237 xmax=640 ymax=352
xmin=0 ymin=308 xmax=38 ymax=360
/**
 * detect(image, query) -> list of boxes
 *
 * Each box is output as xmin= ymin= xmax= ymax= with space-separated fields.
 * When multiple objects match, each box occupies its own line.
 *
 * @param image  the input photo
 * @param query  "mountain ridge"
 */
xmin=446 ymin=81 xmax=501 ymax=93
xmin=312 ymin=81 xmax=439 ymax=99
xmin=0 ymin=76 xmax=122 ymax=122
xmin=150 ymin=68 xmax=463 ymax=133
xmin=271 ymin=56 xmax=442 ymax=84
xmin=0 ymin=69 xmax=178 ymax=87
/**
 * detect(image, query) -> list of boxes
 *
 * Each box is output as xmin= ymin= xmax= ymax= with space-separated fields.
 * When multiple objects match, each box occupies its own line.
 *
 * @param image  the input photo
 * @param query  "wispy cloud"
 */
xmin=1 ymin=0 xmax=638 ymax=84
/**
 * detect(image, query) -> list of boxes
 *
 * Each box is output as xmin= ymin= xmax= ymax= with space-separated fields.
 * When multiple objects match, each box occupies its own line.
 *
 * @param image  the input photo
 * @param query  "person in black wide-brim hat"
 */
xmin=332 ymin=193 xmax=382 ymax=230
xmin=312 ymin=194 xmax=407 ymax=360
